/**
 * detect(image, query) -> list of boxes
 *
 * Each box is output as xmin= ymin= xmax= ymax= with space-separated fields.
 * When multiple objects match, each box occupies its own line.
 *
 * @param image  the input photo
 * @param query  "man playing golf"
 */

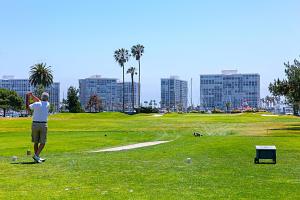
xmin=26 ymin=92 xmax=50 ymax=163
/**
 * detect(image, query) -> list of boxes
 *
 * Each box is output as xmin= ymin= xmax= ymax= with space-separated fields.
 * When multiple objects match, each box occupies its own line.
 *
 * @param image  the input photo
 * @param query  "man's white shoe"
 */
xmin=32 ymin=154 xmax=42 ymax=163
xmin=39 ymin=157 xmax=46 ymax=162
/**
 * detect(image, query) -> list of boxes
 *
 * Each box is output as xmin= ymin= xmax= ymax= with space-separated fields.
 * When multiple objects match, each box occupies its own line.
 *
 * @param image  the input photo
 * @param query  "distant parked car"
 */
xmin=284 ymin=106 xmax=293 ymax=115
xmin=6 ymin=111 xmax=20 ymax=117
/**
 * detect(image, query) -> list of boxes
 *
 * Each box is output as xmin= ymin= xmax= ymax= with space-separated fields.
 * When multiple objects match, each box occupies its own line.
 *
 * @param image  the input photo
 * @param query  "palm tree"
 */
xmin=265 ymin=95 xmax=275 ymax=109
xmin=29 ymin=63 xmax=53 ymax=97
xmin=260 ymin=98 xmax=265 ymax=109
xmin=114 ymin=48 xmax=130 ymax=112
xmin=225 ymin=102 xmax=231 ymax=113
xmin=131 ymin=44 xmax=144 ymax=108
xmin=127 ymin=67 xmax=137 ymax=112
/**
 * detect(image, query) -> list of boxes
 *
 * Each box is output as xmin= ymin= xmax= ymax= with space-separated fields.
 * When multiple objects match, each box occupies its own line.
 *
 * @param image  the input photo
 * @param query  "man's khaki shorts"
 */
xmin=31 ymin=122 xmax=48 ymax=144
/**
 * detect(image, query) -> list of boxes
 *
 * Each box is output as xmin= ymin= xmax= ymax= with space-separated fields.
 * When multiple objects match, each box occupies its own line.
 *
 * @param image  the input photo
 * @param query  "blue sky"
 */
xmin=0 ymin=0 xmax=299 ymax=104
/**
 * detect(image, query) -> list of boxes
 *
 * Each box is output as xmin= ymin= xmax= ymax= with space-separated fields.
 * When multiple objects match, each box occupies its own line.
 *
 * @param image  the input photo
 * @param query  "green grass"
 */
xmin=0 ymin=113 xmax=299 ymax=199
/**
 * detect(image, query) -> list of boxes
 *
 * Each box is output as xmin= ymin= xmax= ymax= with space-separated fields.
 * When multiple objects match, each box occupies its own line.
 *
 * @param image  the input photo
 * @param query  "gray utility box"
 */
xmin=254 ymin=146 xmax=276 ymax=164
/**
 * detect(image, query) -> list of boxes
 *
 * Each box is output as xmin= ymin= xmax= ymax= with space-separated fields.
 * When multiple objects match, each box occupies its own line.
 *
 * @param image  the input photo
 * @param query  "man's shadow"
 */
xmin=11 ymin=161 xmax=37 ymax=165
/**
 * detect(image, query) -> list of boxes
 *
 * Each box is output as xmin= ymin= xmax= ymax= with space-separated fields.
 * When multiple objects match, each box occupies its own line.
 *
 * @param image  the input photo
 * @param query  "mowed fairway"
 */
xmin=0 ymin=113 xmax=299 ymax=199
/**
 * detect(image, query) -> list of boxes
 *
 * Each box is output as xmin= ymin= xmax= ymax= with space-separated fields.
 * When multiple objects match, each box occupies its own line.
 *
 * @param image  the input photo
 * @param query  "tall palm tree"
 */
xmin=127 ymin=67 xmax=137 ymax=112
xmin=114 ymin=48 xmax=130 ymax=112
xmin=131 ymin=44 xmax=144 ymax=108
xmin=260 ymin=98 xmax=265 ymax=108
xmin=29 ymin=63 xmax=53 ymax=97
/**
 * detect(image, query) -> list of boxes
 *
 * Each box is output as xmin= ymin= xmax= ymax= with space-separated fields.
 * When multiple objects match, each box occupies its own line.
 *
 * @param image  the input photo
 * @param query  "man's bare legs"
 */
xmin=34 ymin=143 xmax=45 ymax=157
xmin=34 ymin=143 xmax=38 ymax=155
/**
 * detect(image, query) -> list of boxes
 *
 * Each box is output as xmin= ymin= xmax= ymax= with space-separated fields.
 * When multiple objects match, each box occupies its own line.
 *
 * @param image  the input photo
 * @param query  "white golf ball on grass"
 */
xmin=11 ymin=156 xmax=18 ymax=162
xmin=186 ymin=157 xmax=192 ymax=163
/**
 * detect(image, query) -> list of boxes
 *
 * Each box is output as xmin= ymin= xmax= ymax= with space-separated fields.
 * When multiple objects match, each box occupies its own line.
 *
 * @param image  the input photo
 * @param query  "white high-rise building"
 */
xmin=79 ymin=75 xmax=139 ymax=112
xmin=79 ymin=75 xmax=118 ymax=111
xmin=161 ymin=76 xmax=188 ymax=111
xmin=200 ymin=70 xmax=260 ymax=111
xmin=0 ymin=76 xmax=60 ymax=112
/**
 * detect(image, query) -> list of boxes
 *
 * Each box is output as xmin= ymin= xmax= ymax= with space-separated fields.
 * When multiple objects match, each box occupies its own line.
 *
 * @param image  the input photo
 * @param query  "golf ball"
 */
xmin=186 ymin=157 xmax=192 ymax=163
xmin=12 ymin=156 xmax=18 ymax=162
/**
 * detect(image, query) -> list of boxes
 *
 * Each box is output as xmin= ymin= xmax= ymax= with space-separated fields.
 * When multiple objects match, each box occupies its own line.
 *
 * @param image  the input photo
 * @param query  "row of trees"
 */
xmin=260 ymin=96 xmax=280 ymax=109
xmin=114 ymin=44 xmax=144 ymax=112
xmin=0 ymin=89 xmax=23 ymax=117
xmin=3 ymin=54 xmax=300 ymax=116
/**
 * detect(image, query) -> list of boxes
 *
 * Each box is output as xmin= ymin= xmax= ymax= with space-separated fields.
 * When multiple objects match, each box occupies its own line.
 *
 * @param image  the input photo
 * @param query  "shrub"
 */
xmin=138 ymin=107 xmax=159 ymax=113
xmin=258 ymin=109 xmax=267 ymax=112
xmin=243 ymin=108 xmax=257 ymax=113
xmin=231 ymin=109 xmax=242 ymax=114
xmin=189 ymin=110 xmax=200 ymax=113
xmin=211 ymin=108 xmax=224 ymax=113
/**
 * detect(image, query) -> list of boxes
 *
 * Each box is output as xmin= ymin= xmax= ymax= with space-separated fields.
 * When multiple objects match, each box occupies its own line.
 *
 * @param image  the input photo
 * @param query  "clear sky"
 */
xmin=0 ymin=0 xmax=299 ymax=104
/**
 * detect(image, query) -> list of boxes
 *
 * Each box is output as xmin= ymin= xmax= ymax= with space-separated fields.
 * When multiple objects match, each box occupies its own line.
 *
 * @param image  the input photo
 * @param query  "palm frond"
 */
xmin=131 ymin=44 xmax=144 ymax=60
xmin=127 ymin=67 xmax=137 ymax=74
xmin=114 ymin=48 xmax=130 ymax=67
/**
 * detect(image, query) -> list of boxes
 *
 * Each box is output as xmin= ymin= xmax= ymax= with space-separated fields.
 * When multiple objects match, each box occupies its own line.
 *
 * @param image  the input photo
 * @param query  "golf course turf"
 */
xmin=0 ymin=113 xmax=299 ymax=199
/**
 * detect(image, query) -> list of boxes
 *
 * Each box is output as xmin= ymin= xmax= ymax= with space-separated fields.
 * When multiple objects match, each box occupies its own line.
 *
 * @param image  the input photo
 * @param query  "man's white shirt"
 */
xmin=29 ymin=101 xmax=50 ymax=122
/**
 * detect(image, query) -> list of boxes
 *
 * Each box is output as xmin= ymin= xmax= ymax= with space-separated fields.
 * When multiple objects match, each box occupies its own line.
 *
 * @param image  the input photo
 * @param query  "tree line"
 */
xmin=1 ymin=54 xmax=300 ymax=116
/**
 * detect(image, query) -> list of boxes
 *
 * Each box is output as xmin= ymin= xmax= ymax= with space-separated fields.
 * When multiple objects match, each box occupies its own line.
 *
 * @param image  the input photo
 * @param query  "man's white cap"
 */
xmin=41 ymin=92 xmax=49 ymax=101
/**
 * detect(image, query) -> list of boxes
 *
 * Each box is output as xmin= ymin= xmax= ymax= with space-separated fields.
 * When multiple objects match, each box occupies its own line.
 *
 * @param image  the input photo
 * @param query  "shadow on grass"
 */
xmin=271 ymin=127 xmax=300 ymax=131
xmin=11 ymin=161 xmax=37 ymax=165
xmin=255 ymin=162 xmax=276 ymax=165
xmin=268 ymin=124 xmax=300 ymax=136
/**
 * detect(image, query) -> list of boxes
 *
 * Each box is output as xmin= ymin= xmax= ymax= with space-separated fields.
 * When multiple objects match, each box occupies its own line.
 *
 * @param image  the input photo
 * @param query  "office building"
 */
xmin=161 ymin=76 xmax=188 ymax=111
xmin=79 ymin=75 xmax=118 ymax=111
xmin=200 ymin=70 xmax=260 ymax=111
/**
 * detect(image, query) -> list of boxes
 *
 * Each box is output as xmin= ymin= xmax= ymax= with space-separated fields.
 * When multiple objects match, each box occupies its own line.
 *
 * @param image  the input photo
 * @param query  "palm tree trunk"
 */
xmin=122 ymin=65 xmax=125 ymax=113
xmin=138 ymin=59 xmax=141 ymax=108
xmin=132 ymin=74 xmax=134 ymax=112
